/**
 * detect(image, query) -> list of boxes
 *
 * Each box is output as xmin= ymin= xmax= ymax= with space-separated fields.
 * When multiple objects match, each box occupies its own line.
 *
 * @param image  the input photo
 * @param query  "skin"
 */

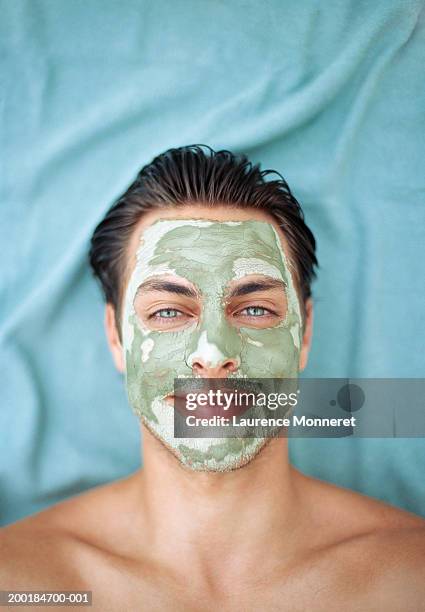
xmin=1 ymin=205 xmax=425 ymax=612
xmin=122 ymin=218 xmax=302 ymax=471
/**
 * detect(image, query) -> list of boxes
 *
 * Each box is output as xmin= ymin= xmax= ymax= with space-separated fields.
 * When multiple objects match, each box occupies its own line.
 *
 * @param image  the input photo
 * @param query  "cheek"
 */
xmin=133 ymin=330 xmax=190 ymax=375
xmin=126 ymin=323 xmax=194 ymax=396
xmin=125 ymin=325 xmax=193 ymax=422
xmin=239 ymin=328 xmax=300 ymax=377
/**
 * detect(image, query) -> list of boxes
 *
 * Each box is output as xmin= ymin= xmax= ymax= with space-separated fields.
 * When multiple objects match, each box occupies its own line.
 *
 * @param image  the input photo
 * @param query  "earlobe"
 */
xmin=299 ymin=298 xmax=313 ymax=372
xmin=104 ymin=303 xmax=125 ymax=373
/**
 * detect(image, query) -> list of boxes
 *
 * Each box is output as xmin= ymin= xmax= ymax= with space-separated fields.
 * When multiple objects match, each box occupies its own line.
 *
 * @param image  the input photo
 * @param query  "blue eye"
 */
xmin=242 ymin=306 xmax=269 ymax=316
xmin=154 ymin=309 xmax=181 ymax=318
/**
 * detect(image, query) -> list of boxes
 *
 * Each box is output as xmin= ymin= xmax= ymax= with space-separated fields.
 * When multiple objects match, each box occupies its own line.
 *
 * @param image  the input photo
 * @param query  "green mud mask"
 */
xmin=122 ymin=219 xmax=303 ymax=471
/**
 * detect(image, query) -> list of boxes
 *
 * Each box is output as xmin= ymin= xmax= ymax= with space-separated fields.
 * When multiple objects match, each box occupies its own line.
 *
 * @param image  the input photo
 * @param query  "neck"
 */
xmin=131 ymin=426 xmax=307 ymax=582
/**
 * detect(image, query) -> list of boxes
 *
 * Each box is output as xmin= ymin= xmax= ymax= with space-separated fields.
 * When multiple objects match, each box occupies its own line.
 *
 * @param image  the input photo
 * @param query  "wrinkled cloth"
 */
xmin=1 ymin=0 xmax=424 ymax=524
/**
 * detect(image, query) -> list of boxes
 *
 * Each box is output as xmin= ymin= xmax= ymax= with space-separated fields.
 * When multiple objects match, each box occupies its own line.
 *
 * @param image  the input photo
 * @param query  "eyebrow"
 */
xmin=136 ymin=279 xmax=198 ymax=298
xmin=136 ymin=277 xmax=286 ymax=299
xmin=227 ymin=278 xmax=286 ymax=298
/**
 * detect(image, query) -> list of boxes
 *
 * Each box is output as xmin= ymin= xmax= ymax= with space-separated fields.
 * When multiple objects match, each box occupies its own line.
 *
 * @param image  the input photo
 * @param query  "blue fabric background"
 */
xmin=1 ymin=0 xmax=424 ymax=525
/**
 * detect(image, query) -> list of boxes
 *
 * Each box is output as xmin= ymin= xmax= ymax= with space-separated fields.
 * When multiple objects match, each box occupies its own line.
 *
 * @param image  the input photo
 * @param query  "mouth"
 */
xmin=164 ymin=387 xmax=256 ymax=419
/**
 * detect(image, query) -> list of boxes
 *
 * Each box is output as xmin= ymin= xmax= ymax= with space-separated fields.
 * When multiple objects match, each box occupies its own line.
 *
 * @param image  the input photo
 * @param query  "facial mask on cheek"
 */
xmin=122 ymin=219 xmax=303 ymax=472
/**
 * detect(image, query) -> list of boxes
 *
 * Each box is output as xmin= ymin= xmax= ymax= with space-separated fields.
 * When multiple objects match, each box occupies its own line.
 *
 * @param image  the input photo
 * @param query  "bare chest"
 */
xmin=78 ymin=565 xmax=389 ymax=612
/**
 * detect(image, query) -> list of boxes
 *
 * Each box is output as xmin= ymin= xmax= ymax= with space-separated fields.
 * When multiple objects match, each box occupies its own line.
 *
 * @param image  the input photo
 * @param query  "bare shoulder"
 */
xmin=300 ymin=473 xmax=425 ymax=608
xmin=0 ymin=476 xmax=133 ymax=590
xmin=336 ymin=521 xmax=425 ymax=609
xmin=302 ymin=470 xmax=425 ymax=532
xmin=0 ymin=513 xmax=82 ymax=590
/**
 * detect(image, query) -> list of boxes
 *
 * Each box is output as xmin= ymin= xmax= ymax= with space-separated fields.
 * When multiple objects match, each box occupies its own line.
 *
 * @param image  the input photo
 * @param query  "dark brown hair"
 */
xmin=89 ymin=145 xmax=318 ymax=327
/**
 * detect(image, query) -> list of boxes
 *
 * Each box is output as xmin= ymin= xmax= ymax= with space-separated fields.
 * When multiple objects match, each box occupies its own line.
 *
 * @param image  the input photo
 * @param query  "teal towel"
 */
xmin=1 ymin=0 xmax=424 ymax=524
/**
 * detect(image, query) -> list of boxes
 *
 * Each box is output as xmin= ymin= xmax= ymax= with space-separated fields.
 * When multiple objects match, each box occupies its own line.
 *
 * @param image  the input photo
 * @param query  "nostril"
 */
xmin=191 ymin=358 xmax=239 ymax=375
xmin=191 ymin=359 xmax=205 ymax=370
xmin=223 ymin=360 xmax=238 ymax=372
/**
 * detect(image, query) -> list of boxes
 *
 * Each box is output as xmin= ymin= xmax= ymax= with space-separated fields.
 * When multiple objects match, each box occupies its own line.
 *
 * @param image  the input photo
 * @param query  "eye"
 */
xmin=151 ymin=308 xmax=184 ymax=319
xmin=237 ymin=306 xmax=275 ymax=317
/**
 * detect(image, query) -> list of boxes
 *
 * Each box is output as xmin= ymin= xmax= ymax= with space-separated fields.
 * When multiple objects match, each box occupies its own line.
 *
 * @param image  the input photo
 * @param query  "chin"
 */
xmin=178 ymin=438 xmax=271 ymax=473
xmin=141 ymin=414 xmax=271 ymax=472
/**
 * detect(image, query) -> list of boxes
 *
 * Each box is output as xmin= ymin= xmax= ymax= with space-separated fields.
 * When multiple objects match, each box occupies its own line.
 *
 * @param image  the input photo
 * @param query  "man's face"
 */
xmin=120 ymin=208 xmax=305 ymax=472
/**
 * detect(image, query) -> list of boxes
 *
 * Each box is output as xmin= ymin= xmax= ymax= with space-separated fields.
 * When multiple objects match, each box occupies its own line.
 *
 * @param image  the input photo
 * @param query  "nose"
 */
xmin=187 ymin=330 xmax=240 ymax=378
xmin=191 ymin=356 xmax=239 ymax=378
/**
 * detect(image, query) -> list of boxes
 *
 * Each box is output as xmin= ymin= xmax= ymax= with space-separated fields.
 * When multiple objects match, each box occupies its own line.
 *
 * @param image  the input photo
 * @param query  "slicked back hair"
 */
xmin=89 ymin=145 xmax=318 ymax=331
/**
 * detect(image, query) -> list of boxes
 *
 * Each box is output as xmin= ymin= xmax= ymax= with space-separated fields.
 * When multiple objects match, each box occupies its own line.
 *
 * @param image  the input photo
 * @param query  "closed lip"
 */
xmin=165 ymin=388 xmax=255 ymax=402
xmin=165 ymin=388 xmax=256 ymax=418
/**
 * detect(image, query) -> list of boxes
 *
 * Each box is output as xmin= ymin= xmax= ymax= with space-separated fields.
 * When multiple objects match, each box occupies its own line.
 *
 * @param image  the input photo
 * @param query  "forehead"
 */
xmin=140 ymin=219 xmax=284 ymax=274
xmin=125 ymin=206 xmax=294 ymax=280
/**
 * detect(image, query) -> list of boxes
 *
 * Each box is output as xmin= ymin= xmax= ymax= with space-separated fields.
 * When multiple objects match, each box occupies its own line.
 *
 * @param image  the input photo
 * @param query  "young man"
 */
xmin=1 ymin=146 xmax=424 ymax=610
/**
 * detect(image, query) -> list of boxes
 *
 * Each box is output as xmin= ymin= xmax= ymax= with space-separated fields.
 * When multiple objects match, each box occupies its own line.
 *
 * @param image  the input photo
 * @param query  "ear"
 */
xmin=299 ymin=298 xmax=313 ymax=372
xmin=104 ymin=303 xmax=125 ymax=373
